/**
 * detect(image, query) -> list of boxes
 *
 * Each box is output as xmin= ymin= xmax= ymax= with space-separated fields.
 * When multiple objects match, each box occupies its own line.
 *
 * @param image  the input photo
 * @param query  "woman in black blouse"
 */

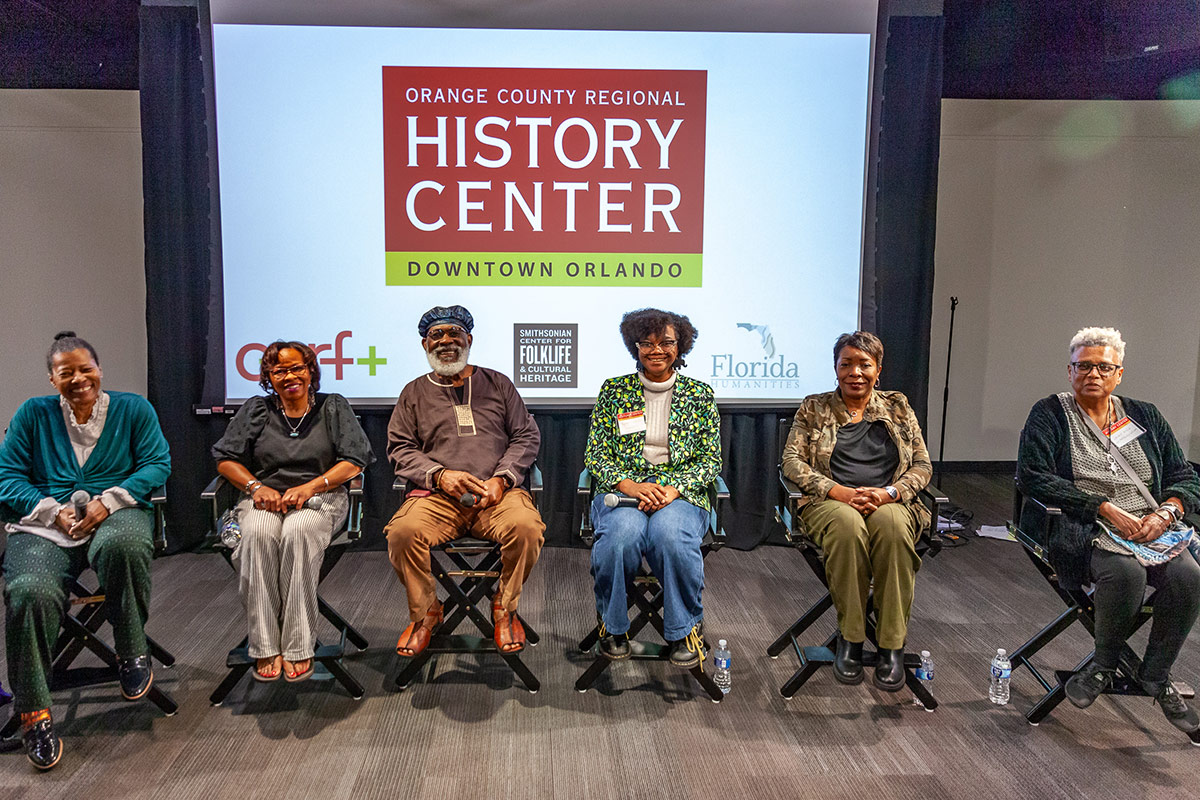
xmin=213 ymin=341 xmax=373 ymax=682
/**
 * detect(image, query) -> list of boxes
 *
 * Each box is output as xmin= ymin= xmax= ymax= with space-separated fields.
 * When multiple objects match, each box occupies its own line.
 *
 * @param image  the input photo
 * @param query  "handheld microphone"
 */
xmin=603 ymin=493 xmax=641 ymax=509
xmin=459 ymin=492 xmax=480 ymax=507
xmin=71 ymin=490 xmax=90 ymax=524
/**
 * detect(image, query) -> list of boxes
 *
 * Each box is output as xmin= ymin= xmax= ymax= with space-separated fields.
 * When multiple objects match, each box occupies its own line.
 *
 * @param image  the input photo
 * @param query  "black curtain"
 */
xmin=140 ymin=3 xmax=225 ymax=552
xmin=140 ymin=9 xmax=943 ymax=554
xmin=872 ymin=14 xmax=944 ymax=429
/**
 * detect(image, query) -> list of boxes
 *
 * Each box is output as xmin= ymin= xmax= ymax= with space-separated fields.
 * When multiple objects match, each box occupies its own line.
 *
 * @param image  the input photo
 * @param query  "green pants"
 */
xmin=800 ymin=499 xmax=920 ymax=650
xmin=3 ymin=508 xmax=153 ymax=714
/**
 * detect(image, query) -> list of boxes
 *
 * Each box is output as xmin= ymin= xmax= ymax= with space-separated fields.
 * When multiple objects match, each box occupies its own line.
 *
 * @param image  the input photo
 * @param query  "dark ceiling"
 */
xmin=1 ymin=1 xmax=1198 ymax=99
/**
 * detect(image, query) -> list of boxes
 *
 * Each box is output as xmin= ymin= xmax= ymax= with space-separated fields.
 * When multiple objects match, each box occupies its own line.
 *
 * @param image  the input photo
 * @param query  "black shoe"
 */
xmin=597 ymin=619 xmax=631 ymax=661
xmin=1065 ymin=661 xmax=1113 ymax=709
xmin=668 ymin=622 xmax=706 ymax=669
xmin=23 ymin=718 xmax=62 ymax=771
xmin=873 ymin=648 xmax=906 ymax=692
xmin=1152 ymin=682 xmax=1200 ymax=733
xmin=118 ymin=654 xmax=153 ymax=701
xmin=833 ymin=636 xmax=864 ymax=685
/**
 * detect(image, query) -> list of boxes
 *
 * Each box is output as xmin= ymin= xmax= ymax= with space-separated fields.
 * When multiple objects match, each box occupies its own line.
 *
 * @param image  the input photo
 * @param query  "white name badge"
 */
xmin=454 ymin=404 xmax=477 ymax=437
xmin=616 ymin=410 xmax=647 ymax=436
xmin=1103 ymin=416 xmax=1145 ymax=449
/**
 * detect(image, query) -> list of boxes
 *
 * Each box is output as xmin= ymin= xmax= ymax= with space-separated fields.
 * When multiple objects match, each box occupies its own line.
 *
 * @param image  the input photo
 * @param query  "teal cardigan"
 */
xmin=0 ymin=392 xmax=171 ymax=522
xmin=584 ymin=373 xmax=722 ymax=510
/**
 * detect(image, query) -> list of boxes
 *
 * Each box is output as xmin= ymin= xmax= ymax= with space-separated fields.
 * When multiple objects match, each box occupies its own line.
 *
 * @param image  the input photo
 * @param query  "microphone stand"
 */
xmin=936 ymin=296 xmax=958 ymax=488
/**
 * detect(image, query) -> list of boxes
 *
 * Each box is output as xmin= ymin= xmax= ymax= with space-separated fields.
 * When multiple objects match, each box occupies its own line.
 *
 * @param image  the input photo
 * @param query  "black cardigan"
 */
xmin=1017 ymin=394 xmax=1200 ymax=588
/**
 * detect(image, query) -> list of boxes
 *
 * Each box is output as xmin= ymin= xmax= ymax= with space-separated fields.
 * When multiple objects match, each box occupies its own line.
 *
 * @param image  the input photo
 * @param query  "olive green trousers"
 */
xmin=800 ymin=499 xmax=920 ymax=650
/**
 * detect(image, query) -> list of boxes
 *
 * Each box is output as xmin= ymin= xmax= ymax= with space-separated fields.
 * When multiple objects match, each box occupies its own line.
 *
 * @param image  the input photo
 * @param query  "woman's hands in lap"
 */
xmin=828 ymin=485 xmax=895 ymax=517
xmin=616 ymin=480 xmax=680 ymax=512
xmin=1099 ymin=501 xmax=1170 ymax=543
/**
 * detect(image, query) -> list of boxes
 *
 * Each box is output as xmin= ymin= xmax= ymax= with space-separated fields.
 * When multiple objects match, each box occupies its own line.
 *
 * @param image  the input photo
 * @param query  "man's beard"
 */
xmin=427 ymin=343 xmax=470 ymax=376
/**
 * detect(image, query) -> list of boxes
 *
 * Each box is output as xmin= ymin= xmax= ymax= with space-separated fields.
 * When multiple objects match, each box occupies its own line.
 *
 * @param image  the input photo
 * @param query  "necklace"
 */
xmin=282 ymin=401 xmax=311 ymax=438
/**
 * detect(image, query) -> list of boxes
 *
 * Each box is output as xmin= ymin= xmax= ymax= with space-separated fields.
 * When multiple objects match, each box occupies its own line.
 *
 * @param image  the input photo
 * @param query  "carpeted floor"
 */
xmin=1 ymin=473 xmax=1198 ymax=799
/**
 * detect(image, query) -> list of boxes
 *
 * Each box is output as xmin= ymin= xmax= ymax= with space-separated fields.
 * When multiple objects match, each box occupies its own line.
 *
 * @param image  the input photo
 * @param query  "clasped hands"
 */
xmin=1100 ymin=501 xmax=1172 ymax=544
xmin=54 ymin=499 xmax=110 ymax=540
xmin=615 ymin=479 xmax=681 ymax=512
xmin=829 ymin=484 xmax=895 ymax=516
xmin=437 ymin=469 xmax=507 ymax=509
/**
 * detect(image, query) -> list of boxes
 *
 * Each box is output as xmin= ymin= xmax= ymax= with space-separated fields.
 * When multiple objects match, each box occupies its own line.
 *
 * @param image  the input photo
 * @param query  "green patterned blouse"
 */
xmin=584 ymin=373 xmax=722 ymax=510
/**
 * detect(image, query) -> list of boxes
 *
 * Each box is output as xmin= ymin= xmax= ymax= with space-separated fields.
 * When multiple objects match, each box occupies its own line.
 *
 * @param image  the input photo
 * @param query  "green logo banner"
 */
xmin=386 ymin=252 xmax=702 ymax=287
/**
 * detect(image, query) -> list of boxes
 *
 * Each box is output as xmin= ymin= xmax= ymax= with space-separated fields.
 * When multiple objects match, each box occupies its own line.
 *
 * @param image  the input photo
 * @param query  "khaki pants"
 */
xmin=800 ymin=499 xmax=920 ymax=650
xmin=384 ymin=489 xmax=545 ymax=622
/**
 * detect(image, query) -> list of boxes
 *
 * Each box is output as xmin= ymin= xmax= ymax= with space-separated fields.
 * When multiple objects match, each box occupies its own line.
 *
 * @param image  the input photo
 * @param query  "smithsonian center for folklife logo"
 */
xmin=382 ymin=66 xmax=707 ymax=287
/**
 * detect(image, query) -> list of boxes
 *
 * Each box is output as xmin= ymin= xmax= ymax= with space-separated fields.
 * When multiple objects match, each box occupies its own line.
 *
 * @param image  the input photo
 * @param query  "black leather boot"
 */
xmin=118 ymin=654 xmax=153 ymax=701
xmin=597 ymin=617 xmax=631 ymax=660
xmin=834 ymin=636 xmax=864 ymax=685
xmin=873 ymin=647 xmax=906 ymax=692
xmin=23 ymin=716 xmax=63 ymax=771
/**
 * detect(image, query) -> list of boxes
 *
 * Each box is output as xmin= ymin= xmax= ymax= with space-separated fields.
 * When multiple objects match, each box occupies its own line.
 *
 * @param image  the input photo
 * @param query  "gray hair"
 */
xmin=1069 ymin=326 xmax=1125 ymax=362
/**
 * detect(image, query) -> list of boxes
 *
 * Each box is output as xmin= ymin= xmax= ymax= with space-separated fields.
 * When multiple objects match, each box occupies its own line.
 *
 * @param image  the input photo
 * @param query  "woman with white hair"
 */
xmin=1017 ymin=326 xmax=1200 ymax=732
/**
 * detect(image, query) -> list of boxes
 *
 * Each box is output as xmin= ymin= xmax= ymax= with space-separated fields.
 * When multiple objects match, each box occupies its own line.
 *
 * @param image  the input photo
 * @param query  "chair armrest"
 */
xmin=1026 ymin=495 xmax=1062 ymax=517
xmin=150 ymin=485 xmax=167 ymax=555
xmin=346 ymin=475 xmax=364 ymax=541
xmin=776 ymin=471 xmax=807 ymax=545
xmin=529 ymin=463 xmax=543 ymax=512
xmin=577 ymin=469 xmax=595 ymax=546
xmin=707 ymin=476 xmax=730 ymax=549
xmin=200 ymin=476 xmax=222 ymax=500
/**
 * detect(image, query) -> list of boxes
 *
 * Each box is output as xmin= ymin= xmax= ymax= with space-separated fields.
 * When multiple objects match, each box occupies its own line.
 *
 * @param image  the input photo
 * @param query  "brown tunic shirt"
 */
xmin=387 ymin=366 xmax=540 ymax=490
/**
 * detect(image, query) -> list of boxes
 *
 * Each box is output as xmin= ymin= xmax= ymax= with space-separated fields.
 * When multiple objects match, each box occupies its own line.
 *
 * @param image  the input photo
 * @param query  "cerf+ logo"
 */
xmin=236 ymin=332 xmax=387 ymax=382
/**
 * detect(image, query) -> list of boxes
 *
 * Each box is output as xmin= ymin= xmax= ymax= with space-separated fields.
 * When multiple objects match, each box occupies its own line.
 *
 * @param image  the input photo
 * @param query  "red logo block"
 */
xmin=383 ymin=66 xmax=707 ymax=255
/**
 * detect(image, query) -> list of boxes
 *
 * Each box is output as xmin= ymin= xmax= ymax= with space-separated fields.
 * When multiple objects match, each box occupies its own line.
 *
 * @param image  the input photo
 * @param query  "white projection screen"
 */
xmin=203 ymin=1 xmax=882 ymax=406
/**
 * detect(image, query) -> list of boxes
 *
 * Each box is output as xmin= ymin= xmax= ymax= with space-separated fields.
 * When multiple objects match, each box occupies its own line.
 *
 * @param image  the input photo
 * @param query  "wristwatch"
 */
xmin=884 ymin=486 xmax=899 ymax=501
xmin=1154 ymin=508 xmax=1174 ymax=524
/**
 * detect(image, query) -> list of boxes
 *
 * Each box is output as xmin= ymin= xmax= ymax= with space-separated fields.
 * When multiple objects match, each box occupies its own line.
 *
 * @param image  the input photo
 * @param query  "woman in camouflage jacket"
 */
xmin=782 ymin=331 xmax=931 ymax=692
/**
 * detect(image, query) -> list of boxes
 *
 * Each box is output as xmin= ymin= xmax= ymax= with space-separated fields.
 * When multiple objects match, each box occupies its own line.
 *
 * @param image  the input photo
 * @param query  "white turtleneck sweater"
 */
xmin=639 ymin=371 xmax=676 ymax=465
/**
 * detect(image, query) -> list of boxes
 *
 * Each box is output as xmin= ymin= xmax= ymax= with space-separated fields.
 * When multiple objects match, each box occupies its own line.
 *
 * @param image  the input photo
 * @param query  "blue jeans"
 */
xmin=590 ymin=495 xmax=709 ymax=641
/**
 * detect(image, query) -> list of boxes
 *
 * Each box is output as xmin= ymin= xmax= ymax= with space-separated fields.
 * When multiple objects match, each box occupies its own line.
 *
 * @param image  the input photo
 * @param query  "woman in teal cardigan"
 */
xmin=584 ymin=309 xmax=722 ymax=668
xmin=0 ymin=332 xmax=170 ymax=771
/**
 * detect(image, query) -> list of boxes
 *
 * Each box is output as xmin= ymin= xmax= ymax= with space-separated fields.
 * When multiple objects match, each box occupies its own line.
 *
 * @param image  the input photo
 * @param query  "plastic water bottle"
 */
xmin=913 ymin=650 xmax=934 ymax=706
xmin=713 ymin=639 xmax=731 ymax=694
xmin=989 ymin=648 xmax=1012 ymax=705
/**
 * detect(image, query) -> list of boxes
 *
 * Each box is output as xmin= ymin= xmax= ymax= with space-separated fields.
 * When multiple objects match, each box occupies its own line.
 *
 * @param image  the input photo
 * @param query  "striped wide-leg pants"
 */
xmin=231 ymin=491 xmax=348 ymax=661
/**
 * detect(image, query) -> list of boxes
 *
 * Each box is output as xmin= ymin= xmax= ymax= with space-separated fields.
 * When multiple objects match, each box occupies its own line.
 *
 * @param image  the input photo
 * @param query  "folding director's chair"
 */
xmin=573 ymin=470 xmax=730 ymax=703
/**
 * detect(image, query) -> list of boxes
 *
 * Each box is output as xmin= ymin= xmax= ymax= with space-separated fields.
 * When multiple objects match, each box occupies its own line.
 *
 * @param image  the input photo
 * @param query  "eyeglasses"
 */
xmin=1071 ymin=361 xmax=1120 ymax=376
xmin=426 ymin=326 xmax=466 ymax=342
xmin=268 ymin=365 xmax=309 ymax=379
xmin=636 ymin=339 xmax=677 ymax=352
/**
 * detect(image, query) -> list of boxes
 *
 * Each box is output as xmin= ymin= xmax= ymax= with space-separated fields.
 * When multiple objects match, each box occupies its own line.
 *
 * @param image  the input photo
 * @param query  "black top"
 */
xmin=212 ymin=393 xmax=374 ymax=491
xmin=829 ymin=420 xmax=899 ymax=489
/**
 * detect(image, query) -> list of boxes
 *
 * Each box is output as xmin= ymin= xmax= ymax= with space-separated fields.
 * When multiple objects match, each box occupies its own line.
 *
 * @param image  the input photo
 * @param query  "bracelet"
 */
xmin=322 ymin=476 xmax=330 ymax=489
xmin=244 ymin=479 xmax=263 ymax=495
xmin=1158 ymin=503 xmax=1181 ymax=523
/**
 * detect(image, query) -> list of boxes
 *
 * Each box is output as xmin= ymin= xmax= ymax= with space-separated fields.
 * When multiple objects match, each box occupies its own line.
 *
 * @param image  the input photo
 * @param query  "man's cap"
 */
xmin=418 ymin=305 xmax=474 ymax=338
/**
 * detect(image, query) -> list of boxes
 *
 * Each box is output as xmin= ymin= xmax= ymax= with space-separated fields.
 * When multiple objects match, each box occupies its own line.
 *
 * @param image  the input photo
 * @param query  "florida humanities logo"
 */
xmin=382 ymin=66 xmax=707 ymax=287
xmin=710 ymin=323 xmax=801 ymax=390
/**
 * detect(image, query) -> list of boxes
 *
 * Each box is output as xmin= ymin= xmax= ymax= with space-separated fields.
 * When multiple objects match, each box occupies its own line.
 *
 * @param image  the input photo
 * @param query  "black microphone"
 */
xmin=603 ymin=493 xmax=641 ymax=509
xmin=71 ymin=490 xmax=90 ymax=524
xmin=459 ymin=492 xmax=480 ymax=507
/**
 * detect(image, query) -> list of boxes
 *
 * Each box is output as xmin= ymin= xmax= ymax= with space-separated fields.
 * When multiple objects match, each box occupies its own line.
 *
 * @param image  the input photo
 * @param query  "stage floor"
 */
xmin=2 ymin=474 xmax=1198 ymax=798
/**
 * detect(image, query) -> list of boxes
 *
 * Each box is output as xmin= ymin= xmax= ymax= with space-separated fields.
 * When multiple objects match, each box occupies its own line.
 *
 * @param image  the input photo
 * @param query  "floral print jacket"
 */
xmin=781 ymin=389 xmax=932 ymax=527
xmin=584 ymin=373 xmax=722 ymax=510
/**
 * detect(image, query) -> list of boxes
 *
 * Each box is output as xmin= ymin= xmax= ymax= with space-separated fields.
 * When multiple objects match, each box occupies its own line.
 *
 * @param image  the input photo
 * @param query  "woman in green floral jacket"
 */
xmin=584 ymin=309 xmax=722 ymax=668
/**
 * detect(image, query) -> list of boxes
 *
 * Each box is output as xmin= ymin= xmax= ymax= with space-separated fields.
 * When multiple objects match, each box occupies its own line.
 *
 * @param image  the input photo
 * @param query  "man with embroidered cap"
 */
xmin=385 ymin=305 xmax=544 ymax=657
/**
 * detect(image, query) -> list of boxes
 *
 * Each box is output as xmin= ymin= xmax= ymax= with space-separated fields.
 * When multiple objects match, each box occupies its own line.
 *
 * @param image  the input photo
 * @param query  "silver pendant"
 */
xmin=289 ymin=431 xmax=300 ymax=438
